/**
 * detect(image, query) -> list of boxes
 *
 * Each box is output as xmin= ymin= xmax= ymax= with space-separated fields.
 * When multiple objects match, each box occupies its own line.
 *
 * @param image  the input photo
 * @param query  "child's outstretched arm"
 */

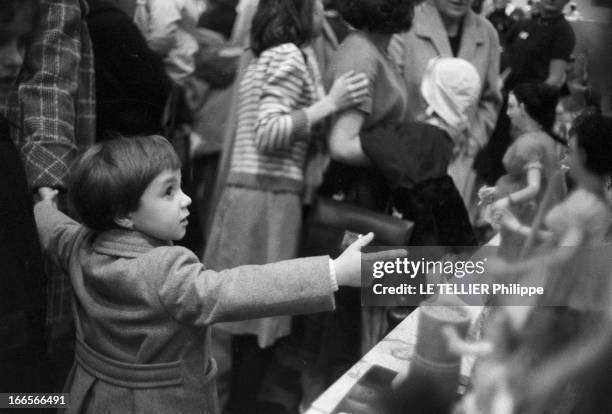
xmin=34 ymin=191 xmax=83 ymax=272
xmin=157 ymin=249 xmax=338 ymax=326
xmin=156 ymin=233 xmax=401 ymax=326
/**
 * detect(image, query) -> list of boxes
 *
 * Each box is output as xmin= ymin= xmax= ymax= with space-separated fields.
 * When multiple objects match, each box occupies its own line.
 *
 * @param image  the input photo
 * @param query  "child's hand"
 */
xmin=37 ymin=187 xmax=59 ymax=209
xmin=334 ymin=233 xmax=407 ymax=287
xmin=333 ymin=232 xmax=374 ymax=287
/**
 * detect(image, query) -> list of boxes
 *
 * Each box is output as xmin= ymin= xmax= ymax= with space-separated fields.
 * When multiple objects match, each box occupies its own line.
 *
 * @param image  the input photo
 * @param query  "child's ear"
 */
xmin=114 ymin=215 xmax=134 ymax=230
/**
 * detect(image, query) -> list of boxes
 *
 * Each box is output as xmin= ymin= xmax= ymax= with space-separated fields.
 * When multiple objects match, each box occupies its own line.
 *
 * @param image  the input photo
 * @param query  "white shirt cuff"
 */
xmin=328 ymin=258 xmax=339 ymax=291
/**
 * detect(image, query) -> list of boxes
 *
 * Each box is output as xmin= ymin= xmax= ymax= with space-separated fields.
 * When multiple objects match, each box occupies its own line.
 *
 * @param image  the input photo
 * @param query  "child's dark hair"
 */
xmin=336 ymin=0 xmax=416 ymax=35
xmin=250 ymin=0 xmax=317 ymax=56
xmin=570 ymin=108 xmax=612 ymax=177
xmin=68 ymin=135 xmax=181 ymax=232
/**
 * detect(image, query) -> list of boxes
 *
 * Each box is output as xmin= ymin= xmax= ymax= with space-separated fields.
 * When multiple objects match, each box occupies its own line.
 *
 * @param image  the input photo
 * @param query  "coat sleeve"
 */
xmin=156 ymin=247 xmax=335 ymax=326
xmin=18 ymin=0 xmax=91 ymax=190
xmin=34 ymin=202 xmax=83 ymax=272
xmin=254 ymin=45 xmax=311 ymax=153
xmin=471 ymin=21 xmax=503 ymax=150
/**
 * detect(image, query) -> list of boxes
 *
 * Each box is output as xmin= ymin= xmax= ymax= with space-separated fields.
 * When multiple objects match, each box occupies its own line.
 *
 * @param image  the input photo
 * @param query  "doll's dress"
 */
xmin=495 ymin=131 xmax=560 ymax=260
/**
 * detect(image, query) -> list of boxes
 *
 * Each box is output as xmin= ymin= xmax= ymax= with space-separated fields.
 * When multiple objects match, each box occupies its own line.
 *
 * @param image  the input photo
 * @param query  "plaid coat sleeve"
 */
xmin=17 ymin=0 xmax=96 ymax=190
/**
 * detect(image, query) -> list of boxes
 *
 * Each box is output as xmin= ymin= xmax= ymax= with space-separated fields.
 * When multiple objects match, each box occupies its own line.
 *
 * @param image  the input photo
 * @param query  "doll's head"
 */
xmin=507 ymin=83 xmax=560 ymax=135
xmin=69 ymin=135 xmax=191 ymax=241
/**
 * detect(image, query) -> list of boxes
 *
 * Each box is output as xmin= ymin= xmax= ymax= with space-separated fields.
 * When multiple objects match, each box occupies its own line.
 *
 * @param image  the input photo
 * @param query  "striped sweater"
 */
xmin=227 ymin=43 xmax=319 ymax=193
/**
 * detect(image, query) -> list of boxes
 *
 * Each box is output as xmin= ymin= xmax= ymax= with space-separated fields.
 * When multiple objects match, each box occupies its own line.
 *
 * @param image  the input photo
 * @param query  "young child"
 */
xmin=0 ymin=0 xmax=48 ymax=393
xmin=34 ymin=135 xmax=375 ymax=414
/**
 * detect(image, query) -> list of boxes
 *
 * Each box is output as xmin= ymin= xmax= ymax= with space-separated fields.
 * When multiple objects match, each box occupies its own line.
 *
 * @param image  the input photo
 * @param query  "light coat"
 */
xmin=34 ymin=203 xmax=335 ymax=413
xmin=390 ymin=1 xmax=502 ymax=148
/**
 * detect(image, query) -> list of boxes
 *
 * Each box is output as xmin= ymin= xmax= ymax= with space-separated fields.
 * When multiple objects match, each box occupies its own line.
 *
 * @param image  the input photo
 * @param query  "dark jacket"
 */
xmin=361 ymin=121 xmax=477 ymax=246
xmin=87 ymin=1 xmax=173 ymax=139
xmin=0 ymin=116 xmax=47 ymax=390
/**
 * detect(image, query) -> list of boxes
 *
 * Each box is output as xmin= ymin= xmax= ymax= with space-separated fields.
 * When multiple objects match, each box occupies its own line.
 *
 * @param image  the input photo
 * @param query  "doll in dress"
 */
xmin=486 ymin=109 xmax=612 ymax=413
xmin=479 ymin=83 xmax=564 ymax=260
xmin=490 ymin=109 xmax=612 ymax=305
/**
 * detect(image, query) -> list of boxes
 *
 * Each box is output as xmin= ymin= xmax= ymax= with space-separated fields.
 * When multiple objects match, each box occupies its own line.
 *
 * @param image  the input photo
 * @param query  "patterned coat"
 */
xmin=34 ymin=203 xmax=336 ymax=413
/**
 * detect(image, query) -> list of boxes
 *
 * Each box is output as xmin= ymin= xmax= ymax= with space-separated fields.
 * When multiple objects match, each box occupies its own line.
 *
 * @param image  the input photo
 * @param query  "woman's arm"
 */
xmin=328 ymin=110 xmax=371 ymax=166
xmin=255 ymin=47 xmax=368 ymax=153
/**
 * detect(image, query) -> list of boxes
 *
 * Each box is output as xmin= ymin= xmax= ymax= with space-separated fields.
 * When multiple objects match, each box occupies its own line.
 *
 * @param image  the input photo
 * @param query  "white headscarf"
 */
xmin=421 ymin=56 xmax=482 ymax=133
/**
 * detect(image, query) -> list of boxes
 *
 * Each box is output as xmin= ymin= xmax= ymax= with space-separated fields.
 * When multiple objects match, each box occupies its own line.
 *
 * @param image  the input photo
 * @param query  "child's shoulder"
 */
xmin=141 ymin=244 xmax=202 ymax=269
xmin=91 ymin=230 xmax=203 ymax=274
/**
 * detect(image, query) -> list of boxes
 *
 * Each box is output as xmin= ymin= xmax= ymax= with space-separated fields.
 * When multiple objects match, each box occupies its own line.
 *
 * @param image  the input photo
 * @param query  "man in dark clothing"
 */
xmin=474 ymin=0 xmax=574 ymax=185
xmin=1 ymin=0 xmax=48 ymax=393
xmin=503 ymin=0 xmax=575 ymax=90
xmin=487 ymin=0 xmax=515 ymax=48
xmin=87 ymin=0 xmax=174 ymax=139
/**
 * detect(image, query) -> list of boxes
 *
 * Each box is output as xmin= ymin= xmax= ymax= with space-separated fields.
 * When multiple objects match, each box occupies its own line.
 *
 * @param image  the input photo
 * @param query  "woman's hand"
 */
xmin=326 ymin=70 xmax=369 ymax=112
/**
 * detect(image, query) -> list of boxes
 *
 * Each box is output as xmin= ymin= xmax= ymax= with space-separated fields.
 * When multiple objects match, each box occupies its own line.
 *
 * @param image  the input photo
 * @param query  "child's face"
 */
xmin=127 ymin=169 xmax=192 ymax=241
xmin=0 ymin=2 xmax=33 ymax=97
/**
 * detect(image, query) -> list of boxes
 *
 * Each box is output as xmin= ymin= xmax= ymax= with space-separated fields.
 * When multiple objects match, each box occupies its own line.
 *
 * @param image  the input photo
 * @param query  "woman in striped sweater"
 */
xmin=203 ymin=0 xmax=368 ymax=410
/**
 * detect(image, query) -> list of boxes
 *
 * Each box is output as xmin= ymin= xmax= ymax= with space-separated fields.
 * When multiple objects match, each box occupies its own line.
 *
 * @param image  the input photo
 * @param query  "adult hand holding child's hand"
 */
xmin=37 ymin=186 xmax=59 ymax=209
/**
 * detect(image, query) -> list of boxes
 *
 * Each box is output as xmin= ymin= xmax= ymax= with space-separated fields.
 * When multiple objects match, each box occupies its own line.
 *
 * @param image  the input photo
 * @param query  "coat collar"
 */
xmin=414 ymin=1 xmax=485 ymax=59
xmin=93 ymin=229 xmax=171 ymax=258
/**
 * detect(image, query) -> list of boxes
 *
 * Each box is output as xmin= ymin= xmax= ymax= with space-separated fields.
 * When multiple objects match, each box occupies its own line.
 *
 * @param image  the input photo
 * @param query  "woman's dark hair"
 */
xmin=512 ymin=82 xmax=564 ymax=144
xmin=335 ymin=0 xmax=416 ymax=35
xmin=250 ymin=0 xmax=317 ymax=56
xmin=69 ymin=135 xmax=181 ymax=232
xmin=570 ymin=108 xmax=612 ymax=177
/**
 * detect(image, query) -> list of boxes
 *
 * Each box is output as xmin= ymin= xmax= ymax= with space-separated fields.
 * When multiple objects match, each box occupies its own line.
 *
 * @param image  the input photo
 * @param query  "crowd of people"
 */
xmin=1 ymin=0 xmax=612 ymax=413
